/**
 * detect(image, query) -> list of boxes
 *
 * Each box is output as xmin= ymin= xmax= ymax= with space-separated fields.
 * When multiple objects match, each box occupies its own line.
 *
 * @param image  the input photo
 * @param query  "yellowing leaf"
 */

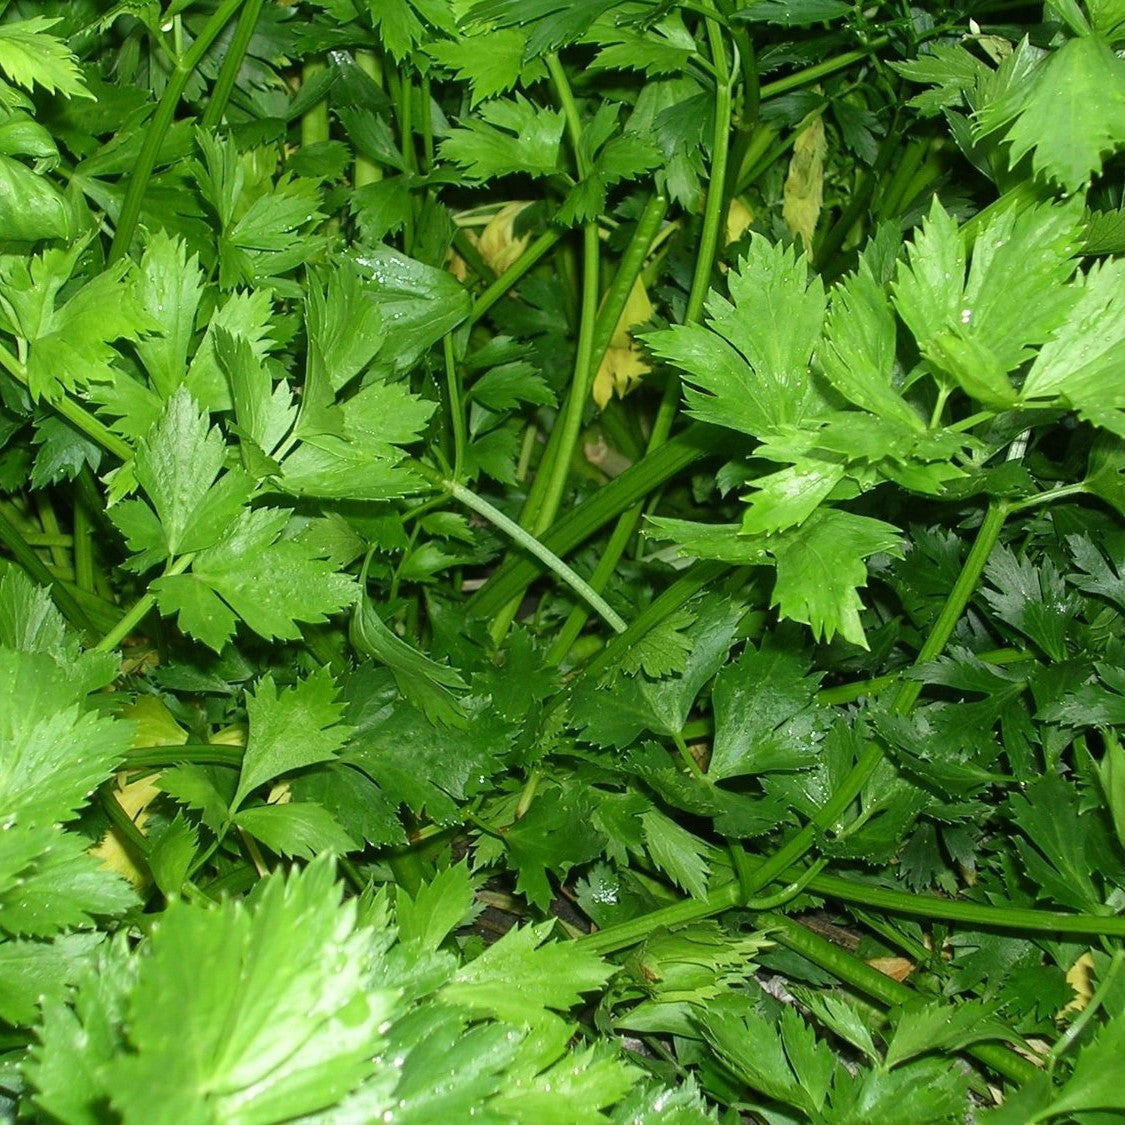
xmin=725 ymin=196 xmax=755 ymax=245
xmin=593 ymin=277 xmax=654 ymax=408
xmin=89 ymin=773 xmax=163 ymax=888
xmin=474 ymin=201 xmax=533 ymax=273
xmin=1059 ymin=951 xmax=1096 ymax=1016
xmin=783 ymin=115 xmax=826 ymax=256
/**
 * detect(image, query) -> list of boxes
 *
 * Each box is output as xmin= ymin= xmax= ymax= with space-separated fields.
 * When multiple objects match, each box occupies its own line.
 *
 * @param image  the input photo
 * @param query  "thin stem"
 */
xmin=1048 ymin=950 xmax=1125 ymax=1065
xmin=542 ymin=21 xmax=733 ymax=659
xmin=94 ymin=553 xmax=194 ymax=653
xmin=470 ymin=228 xmax=564 ymax=323
xmin=443 ymin=334 xmax=466 ymax=481
xmin=891 ymin=501 xmax=1009 ymax=716
xmin=439 ymin=477 xmax=627 ymax=634
xmin=72 ymin=494 xmax=95 ymax=593
xmin=199 ymin=0 xmax=264 ymax=129
xmin=110 ymin=0 xmax=244 ymax=261
xmin=757 ymin=41 xmax=889 ymax=102
xmin=1007 ymin=483 xmax=1089 ymax=514
xmin=98 ymin=783 xmax=152 ymax=858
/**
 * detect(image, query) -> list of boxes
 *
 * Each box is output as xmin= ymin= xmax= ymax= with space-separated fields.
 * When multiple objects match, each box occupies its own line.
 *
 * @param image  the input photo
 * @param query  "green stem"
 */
xmin=547 ymin=194 xmax=670 ymax=664
xmin=466 ymin=424 xmax=714 ymax=620
xmin=72 ymin=494 xmax=95 ymax=593
xmin=757 ymin=41 xmax=889 ymax=102
xmin=438 ymin=476 xmax=627 ymax=634
xmin=744 ymin=506 xmax=1012 ymax=884
xmin=0 ymin=343 xmax=132 ymax=461
xmin=125 ymin=743 xmax=244 ymax=769
xmin=1048 ymin=950 xmax=1125 ymax=1066
xmin=98 ymin=783 xmax=152 ymax=858
xmin=199 ymin=0 xmax=264 ymax=129
xmin=891 ymin=501 xmax=1010 ymax=716
xmin=443 ymin=334 xmax=466 ymax=481
xmin=809 ymin=871 xmax=1125 ymax=938
xmin=1008 ymin=483 xmax=1089 ymax=513
xmin=0 ymin=506 xmax=96 ymax=637
xmin=685 ymin=18 xmax=733 ymax=326
xmin=590 ymin=193 xmax=669 ymax=376
xmin=544 ymin=25 xmax=732 ymax=660
xmin=527 ymin=58 xmax=600 ymax=544
xmin=470 ymin=227 xmax=564 ymax=323
xmin=301 ymin=59 xmax=330 ymax=148
xmin=94 ymin=553 xmax=194 ymax=653
xmin=354 ymin=51 xmax=384 ymax=187
xmin=760 ymin=913 xmax=1039 ymax=1085
xmin=110 ymin=0 xmax=244 ymax=261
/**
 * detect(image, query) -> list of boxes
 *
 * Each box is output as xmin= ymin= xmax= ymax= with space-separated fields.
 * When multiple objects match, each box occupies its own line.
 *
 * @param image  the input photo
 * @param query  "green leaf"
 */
xmin=395 ymin=861 xmax=480 ymax=950
xmin=976 ymin=33 xmax=1125 ymax=192
xmin=884 ymin=999 xmax=1016 ymax=1069
xmin=233 ymin=666 xmax=352 ymax=810
xmin=350 ymin=593 xmax=468 ymax=727
xmin=426 ymin=27 xmax=545 ymax=105
xmin=1008 ymin=777 xmax=1105 ymax=911
xmin=111 ymin=387 xmax=253 ymax=569
xmin=147 ymin=814 xmax=198 ymax=899
xmin=0 ymin=246 xmax=155 ymax=402
xmin=133 ymin=231 xmax=206 ymax=398
xmin=439 ymin=96 xmax=565 ymax=180
xmin=104 ymin=859 xmax=393 ymax=1124
xmin=982 ymin=546 xmax=1078 ymax=661
xmin=234 ymin=802 xmax=358 ymax=857
xmin=1048 ymin=1010 xmax=1125 ymax=1115
xmin=161 ymin=507 xmax=357 ymax=648
xmin=769 ymin=508 xmax=904 ymax=647
xmin=306 ymin=260 xmax=386 ymax=393
xmin=1021 ymin=256 xmax=1125 ymax=436
xmin=344 ymin=676 xmax=511 ymax=823
xmin=0 ymin=645 xmax=131 ymax=828
xmin=641 ymin=810 xmax=713 ymax=899
xmin=350 ymin=249 xmax=471 ymax=375
xmin=707 ymin=636 xmax=824 ymax=780
xmin=0 ymin=17 xmax=92 ymax=98
xmin=648 ymin=238 xmax=828 ymax=436
xmin=0 ymin=931 xmax=102 ymax=1027
xmin=0 ymin=155 xmax=76 ymax=241
xmin=735 ymin=0 xmax=851 ymax=25
xmin=504 ymin=785 xmax=606 ymax=909
xmin=441 ymin=920 xmax=614 ymax=1023
xmin=0 ymin=828 xmax=136 ymax=937
xmin=696 ymin=999 xmax=834 ymax=1116
xmin=821 ymin=267 xmax=922 ymax=430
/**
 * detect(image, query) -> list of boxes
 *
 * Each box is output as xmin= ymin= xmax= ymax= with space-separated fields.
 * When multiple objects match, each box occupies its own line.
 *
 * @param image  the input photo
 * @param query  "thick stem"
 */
xmin=0 ymin=506 xmax=96 ymax=636
xmin=761 ymin=913 xmax=1039 ymax=1085
xmin=110 ymin=0 xmax=244 ymax=261
xmin=199 ymin=0 xmax=264 ymax=129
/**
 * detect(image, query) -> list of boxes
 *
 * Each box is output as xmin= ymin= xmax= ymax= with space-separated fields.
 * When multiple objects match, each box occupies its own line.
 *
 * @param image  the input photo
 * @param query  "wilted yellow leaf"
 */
xmin=593 ymin=276 xmax=654 ymax=408
xmin=89 ymin=698 xmax=187 ymax=888
xmin=1059 ymin=951 xmax=1096 ymax=1016
xmin=725 ymin=196 xmax=755 ymax=245
xmin=476 ymin=201 xmax=534 ymax=273
xmin=866 ymin=956 xmax=915 ymax=982
xmin=783 ymin=115 xmax=826 ymax=257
